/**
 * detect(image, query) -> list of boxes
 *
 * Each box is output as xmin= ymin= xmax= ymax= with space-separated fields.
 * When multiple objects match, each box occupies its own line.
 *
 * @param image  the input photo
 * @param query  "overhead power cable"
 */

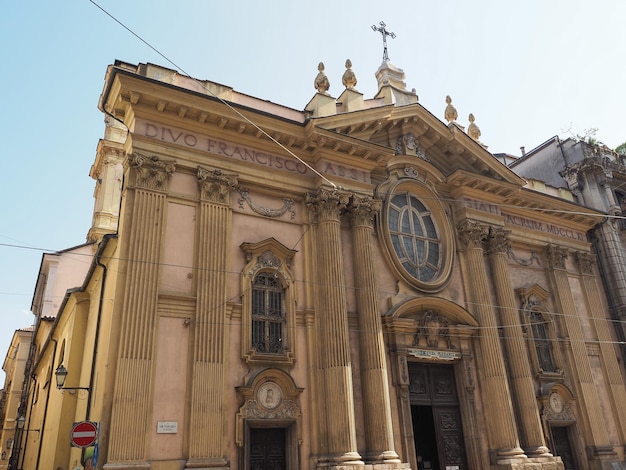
xmin=88 ymin=0 xmax=338 ymax=190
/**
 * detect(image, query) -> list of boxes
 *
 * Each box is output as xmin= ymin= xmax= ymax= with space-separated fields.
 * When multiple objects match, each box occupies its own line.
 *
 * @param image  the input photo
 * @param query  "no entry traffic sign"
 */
xmin=70 ymin=421 xmax=98 ymax=448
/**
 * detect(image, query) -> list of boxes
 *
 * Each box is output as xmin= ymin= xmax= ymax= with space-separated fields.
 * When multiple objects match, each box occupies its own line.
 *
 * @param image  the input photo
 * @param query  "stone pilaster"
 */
xmin=544 ymin=245 xmax=615 ymax=458
xmin=107 ymin=154 xmax=175 ymax=464
xmin=486 ymin=227 xmax=552 ymax=458
xmin=347 ymin=195 xmax=400 ymax=465
xmin=306 ymin=188 xmax=362 ymax=467
xmin=88 ymin=140 xmax=125 ymax=242
xmin=186 ymin=167 xmax=237 ymax=469
xmin=574 ymin=251 xmax=626 ymax=443
xmin=456 ymin=220 xmax=526 ymax=463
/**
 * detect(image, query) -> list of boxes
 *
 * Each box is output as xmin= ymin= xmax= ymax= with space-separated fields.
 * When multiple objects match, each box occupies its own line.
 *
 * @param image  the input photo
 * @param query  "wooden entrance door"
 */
xmin=249 ymin=427 xmax=286 ymax=470
xmin=409 ymin=363 xmax=468 ymax=470
xmin=550 ymin=426 xmax=576 ymax=470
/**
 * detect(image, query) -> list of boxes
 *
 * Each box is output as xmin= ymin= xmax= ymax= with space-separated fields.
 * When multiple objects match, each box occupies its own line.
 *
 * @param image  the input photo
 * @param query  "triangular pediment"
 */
xmin=310 ymin=102 xmax=525 ymax=187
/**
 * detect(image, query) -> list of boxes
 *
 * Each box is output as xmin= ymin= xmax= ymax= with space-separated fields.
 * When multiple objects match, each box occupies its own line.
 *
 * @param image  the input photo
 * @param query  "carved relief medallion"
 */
xmin=257 ymin=382 xmax=283 ymax=410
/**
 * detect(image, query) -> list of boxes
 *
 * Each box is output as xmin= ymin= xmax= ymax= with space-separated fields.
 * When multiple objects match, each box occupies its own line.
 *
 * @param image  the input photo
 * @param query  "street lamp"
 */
xmin=7 ymin=416 xmax=25 ymax=470
xmin=55 ymin=365 xmax=89 ymax=391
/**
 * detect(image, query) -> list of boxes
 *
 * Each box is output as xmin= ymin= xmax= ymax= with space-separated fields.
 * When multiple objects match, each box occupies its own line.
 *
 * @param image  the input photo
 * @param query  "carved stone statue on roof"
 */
xmin=444 ymin=95 xmax=458 ymax=123
xmin=314 ymin=62 xmax=330 ymax=94
xmin=342 ymin=59 xmax=357 ymax=89
xmin=468 ymin=113 xmax=481 ymax=141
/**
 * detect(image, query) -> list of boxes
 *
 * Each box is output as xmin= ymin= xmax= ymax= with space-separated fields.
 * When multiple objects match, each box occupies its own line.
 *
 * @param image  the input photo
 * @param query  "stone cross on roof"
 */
xmin=371 ymin=21 xmax=396 ymax=62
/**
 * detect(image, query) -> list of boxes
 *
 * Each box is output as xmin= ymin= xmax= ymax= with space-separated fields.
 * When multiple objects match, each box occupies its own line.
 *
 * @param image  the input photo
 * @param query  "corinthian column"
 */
xmin=306 ymin=188 xmax=362 ymax=467
xmin=545 ymin=245 xmax=614 ymax=458
xmin=486 ymin=227 xmax=551 ymax=457
xmin=347 ymin=194 xmax=400 ymax=464
xmin=456 ymin=220 xmax=526 ymax=462
xmin=186 ymin=167 xmax=237 ymax=469
xmin=108 ymin=153 xmax=175 ymax=464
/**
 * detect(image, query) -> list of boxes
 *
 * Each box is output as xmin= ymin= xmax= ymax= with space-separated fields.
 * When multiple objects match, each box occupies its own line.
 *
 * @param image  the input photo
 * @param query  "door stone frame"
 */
xmin=383 ymin=296 xmax=485 ymax=470
xmin=236 ymin=368 xmax=303 ymax=470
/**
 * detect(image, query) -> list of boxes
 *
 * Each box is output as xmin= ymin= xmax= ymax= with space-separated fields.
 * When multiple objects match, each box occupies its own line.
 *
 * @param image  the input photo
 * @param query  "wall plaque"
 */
xmin=407 ymin=348 xmax=460 ymax=361
xmin=157 ymin=421 xmax=178 ymax=434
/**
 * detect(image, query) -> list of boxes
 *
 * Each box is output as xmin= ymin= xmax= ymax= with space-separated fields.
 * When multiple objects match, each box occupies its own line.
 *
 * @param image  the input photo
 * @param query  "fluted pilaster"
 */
xmin=306 ymin=188 xmax=362 ymax=466
xmin=456 ymin=220 xmax=525 ymax=462
xmin=486 ymin=227 xmax=551 ymax=457
xmin=108 ymin=154 xmax=175 ymax=463
xmin=348 ymin=195 xmax=399 ymax=464
xmin=186 ymin=167 xmax=237 ymax=468
xmin=574 ymin=251 xmax=626 ymax=443
xmin=544 ymin=245 xmax=613 ymax=452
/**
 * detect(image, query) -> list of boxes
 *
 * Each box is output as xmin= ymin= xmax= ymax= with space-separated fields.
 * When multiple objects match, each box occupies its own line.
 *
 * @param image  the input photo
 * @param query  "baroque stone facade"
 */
xmin=12 ymin=59 xmax=626 ymax=470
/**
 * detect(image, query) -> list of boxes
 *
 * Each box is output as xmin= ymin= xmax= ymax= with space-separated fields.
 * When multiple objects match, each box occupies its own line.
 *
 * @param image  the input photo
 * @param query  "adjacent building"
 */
xmin=0 ymin=327 xmax=32 ymax=470
xmin=12 ymin=58 xmax=626 ymax=470
xmin=509 ymin=137 xmax=626 ymax=363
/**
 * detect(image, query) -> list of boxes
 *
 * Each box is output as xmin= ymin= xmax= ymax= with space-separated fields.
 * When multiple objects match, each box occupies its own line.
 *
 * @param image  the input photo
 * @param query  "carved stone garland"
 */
xmin=238 ymin=188 xmax=295 ymax=219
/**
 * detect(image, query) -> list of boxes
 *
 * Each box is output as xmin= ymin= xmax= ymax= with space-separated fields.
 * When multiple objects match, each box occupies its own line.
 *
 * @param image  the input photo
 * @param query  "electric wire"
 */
xmin=88 ymin=0 xmax=338 ymax=190
xmin=4 ymin=238 xmax=626 ymax=347
xmin=3 ymin=2 xmax=625 ymax=351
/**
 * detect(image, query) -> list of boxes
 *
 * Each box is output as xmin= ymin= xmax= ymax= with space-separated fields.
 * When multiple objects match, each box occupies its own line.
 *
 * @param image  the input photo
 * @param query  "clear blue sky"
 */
xmin=2 ymin=0 xmax=626 ymax=382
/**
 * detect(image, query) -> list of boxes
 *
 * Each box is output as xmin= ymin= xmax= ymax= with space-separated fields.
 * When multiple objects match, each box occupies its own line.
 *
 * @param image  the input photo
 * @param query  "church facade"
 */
xmin=13 ymin=58 xmax=626 ymax=470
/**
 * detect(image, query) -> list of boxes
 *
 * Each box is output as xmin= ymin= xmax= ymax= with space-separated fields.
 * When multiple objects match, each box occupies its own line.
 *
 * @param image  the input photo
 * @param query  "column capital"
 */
xmin=574 ymin=250 xmax=594 ymax=275
xmin=456 ymin=220 xmax=488 ymax=250
xmin=486 ymin=226 xmax=511 ymax=254
xmin=197 ymin=166 xmax=238 ymax=204
xmin=128 ymin=153 xmax=175 ymax=192
xmin=561 ymin=166 xmax=582 ymax=192
xmin=305 ymin=187 xmax=350 ymax=222
xmin=545 ymin=244 xmax=568 ymax=270
xmin=347 ymin=194 xmax=381 ymax=228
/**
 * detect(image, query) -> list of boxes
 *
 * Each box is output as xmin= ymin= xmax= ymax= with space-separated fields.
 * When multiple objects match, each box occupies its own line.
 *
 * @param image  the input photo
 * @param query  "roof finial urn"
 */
xmin=314 ymin=62 xmax=330 ymax=94
xmin=342 ymin=59 xmax=357 ymax=89
xmin=444 ymin=95 xmax=458 ymax=123
xmin=468 ymin=113 xmax=481 ymax=141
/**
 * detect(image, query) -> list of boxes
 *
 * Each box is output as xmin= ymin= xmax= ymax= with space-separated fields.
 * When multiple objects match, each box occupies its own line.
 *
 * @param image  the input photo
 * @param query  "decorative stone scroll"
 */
xmin=403 ymin=166 xmax=420 ymax=179
xmin=238 ymin=188 xmax=295 ymax=219
xmin=197 ymin=166 xmax=238 ymax=204
xmin=395 ymin=134 xmax=428 ymax=160
xmin=129 ymin=153 xmax=175 ymax=191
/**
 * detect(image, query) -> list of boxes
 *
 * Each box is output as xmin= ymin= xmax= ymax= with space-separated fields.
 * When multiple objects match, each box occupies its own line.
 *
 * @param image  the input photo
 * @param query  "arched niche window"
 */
xmin=241 ymin=238 xmax=297 ymax=365
xmin=516 ymin=285 xmax=564 ymax=379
